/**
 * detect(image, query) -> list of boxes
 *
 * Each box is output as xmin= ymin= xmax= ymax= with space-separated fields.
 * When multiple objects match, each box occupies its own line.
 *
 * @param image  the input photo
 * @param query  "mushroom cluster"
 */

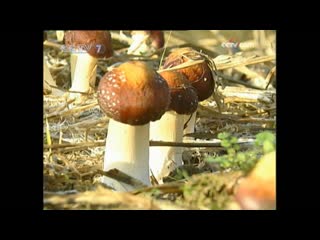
xmin=97 ymin=61 xmax=170 ymax=191
xmin=95 ymin=39 xmax=216 ymax=189
xmin=161 ymin=47 xmax=216 ymax=139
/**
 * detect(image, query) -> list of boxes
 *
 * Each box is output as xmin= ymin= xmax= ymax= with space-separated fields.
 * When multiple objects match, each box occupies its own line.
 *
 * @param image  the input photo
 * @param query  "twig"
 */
xmin=218 ymin=86 xmax=275 ymax=104
xmin=44 ymin=190 xmax=78 ymax=196
xmin=131 ymin=179 xmax=186 ymax=195
xmin=46 ymin=102 xmax=98 ymax=119
xmin=157 ymin=59 xmax=205 ymax=73
xmin=265 ymin=66 xmax=276 ymax=89
xmin=169 ymin=53 xmax=273 ymax=73
xmin=215 ymin=55 xmax=275 ymax=70
xmin=221 ymin=73 xmax=265 ymax=90
xmin=43 ymin=140 xmax=254 ymax=151
xmin=232 ymin=118 xmax=275 ymax=123
xmin=97 ymin=169 xmax=147 ymax=189
xmin=197 ymin=105 xmax=240 ymax=120
xmin=149 ymin=141 xmax=226 ymax=147
xmin=43 ymin=40 xmax=63 ymax=50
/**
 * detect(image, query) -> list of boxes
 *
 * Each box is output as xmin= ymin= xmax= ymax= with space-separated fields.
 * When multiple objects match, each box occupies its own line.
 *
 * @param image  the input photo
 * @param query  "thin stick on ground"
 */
xmin=157 ymin=55 xmax=275 ymax=74
xmin=43 ymin=40 xmax=63 ymax=50
xmin=265 ymin=66 xmax=276 ymax=89
xmin=46 ymin=102 xmax=98 ymax=119
xmin=43 ymin=140 xmax=254 ymax=151
xmin=215 ymin=55 xmax=275 ymax=70
xmin=96 ymin=169 xmax=147 ymax=189
xmin=131 ymin=179 xmax=186 ymax=195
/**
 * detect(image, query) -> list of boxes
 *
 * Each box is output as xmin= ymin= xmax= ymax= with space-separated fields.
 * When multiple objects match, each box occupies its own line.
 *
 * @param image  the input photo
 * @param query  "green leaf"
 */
xmin=263 ymin=140 xmax=275 ymax=154
xmin=255 ymin=131 xmax=275 ymax=146
xmin=234 ymin=145 xmax=240 ymax=151
xmin=221 ymin=139 xmax=231 ymax=148
xmin=236 ymin=152 xmax=246 ymax=162
xmin=205 ymin=156 xmax=223 ymax=163
xmin=218 ymin=132 xmax=230 ymax=140
xmin=221 ymin=161 xmax=231 ymax=168
xmin=227 ymin=148 xmax=236 ymax=156
xmin=230 ymin=137 xmax=238 ymax=144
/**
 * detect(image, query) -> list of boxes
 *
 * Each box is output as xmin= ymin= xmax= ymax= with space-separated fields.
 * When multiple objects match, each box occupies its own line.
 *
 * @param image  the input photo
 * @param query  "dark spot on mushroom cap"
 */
xmin=98 ymin=61 xmax=170 ymax=125
xmin=162 ymin=47 xmax=215 ymax=101
xmin=64 ymin=31 xmax=113 ymax=58
xmin=160 ymin=71 xmax=198 ymax=115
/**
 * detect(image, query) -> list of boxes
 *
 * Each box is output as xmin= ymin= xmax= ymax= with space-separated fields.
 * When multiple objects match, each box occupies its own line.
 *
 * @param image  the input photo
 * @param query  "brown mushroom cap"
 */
xmin=64 ymin=31 xmax=113 ymax=58
xmin=162 ymin=47 xmax=215 ymax=101
xmin=98 ymin=61 xmax=170 ymax=125
xmin=160 ymin=71 xmax=198 ymax=115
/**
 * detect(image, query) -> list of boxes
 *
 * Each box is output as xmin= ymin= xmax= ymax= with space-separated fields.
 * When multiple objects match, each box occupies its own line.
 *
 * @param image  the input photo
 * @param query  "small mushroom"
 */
xmin=56 ymin=31 xmax=65 ymax=42
xmin=127 ymin=30 xmax=164 ymax=55
xmin=150 ymin=71 xmax=198 ymax=183
xmin=98 ymin=61 xmax=170 ymax=191
xmin=64 ymin=31 xmax=113 ymax=98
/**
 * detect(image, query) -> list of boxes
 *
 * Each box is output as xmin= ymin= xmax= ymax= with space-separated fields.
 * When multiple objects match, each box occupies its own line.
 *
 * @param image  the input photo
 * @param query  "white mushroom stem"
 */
xmin=102 ymin=119 xmax=151 ymax=191
xmin=56 ymin=31 xmax=64 ymax=42
xmin=149 ymin=111 xmax=184 ymax=183
xmin=127 ymin=32 xmax=149 ymax=55
xmin=69 ymin=53 xmax=97 ymax=95
xmin=70 ymin=53 xmax=96 ymax=85
xmin=70 ymin=54 xmax=78 ymax=82
xmin=183 ymin=112 xmax=197 ymax=141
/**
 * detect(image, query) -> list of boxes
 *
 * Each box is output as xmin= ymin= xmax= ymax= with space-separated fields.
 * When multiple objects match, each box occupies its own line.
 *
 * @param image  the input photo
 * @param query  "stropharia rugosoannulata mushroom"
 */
xmin=64 ymin=31 xmax=113 ymax=98
xmin=162 ymin=47 xmax=215 ymax=139
xmin=127 ymin=31 xmax=164 ymax=55
xmin=97 ymin=61 xmax=170 ymax=191
xmin=150 ymin=71 xmax=198 ymax=183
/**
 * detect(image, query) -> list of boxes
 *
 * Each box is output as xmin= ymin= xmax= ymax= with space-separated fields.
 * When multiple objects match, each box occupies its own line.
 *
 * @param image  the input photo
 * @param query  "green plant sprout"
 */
xmin=205 ymin=131 xmax=276 ymax=173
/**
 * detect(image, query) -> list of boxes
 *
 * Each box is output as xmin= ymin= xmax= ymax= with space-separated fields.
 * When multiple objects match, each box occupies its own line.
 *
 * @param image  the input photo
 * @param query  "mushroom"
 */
xmin=127 ymin=31 xmax=164 ymax=55
xmin=150 ymin=71 xmax=198 ymax=183
xmin=235 ymin=151 xmax=276 ymax=210
xmin=64 ymin=31 xmax=113 ymax=98
xmin=56 ymin=31 xmax=64 ymax=42
xmin=97 ymin=61 xmax=170 ymax=191
xmin=162 ymin=47 xmax=215 ymax=140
